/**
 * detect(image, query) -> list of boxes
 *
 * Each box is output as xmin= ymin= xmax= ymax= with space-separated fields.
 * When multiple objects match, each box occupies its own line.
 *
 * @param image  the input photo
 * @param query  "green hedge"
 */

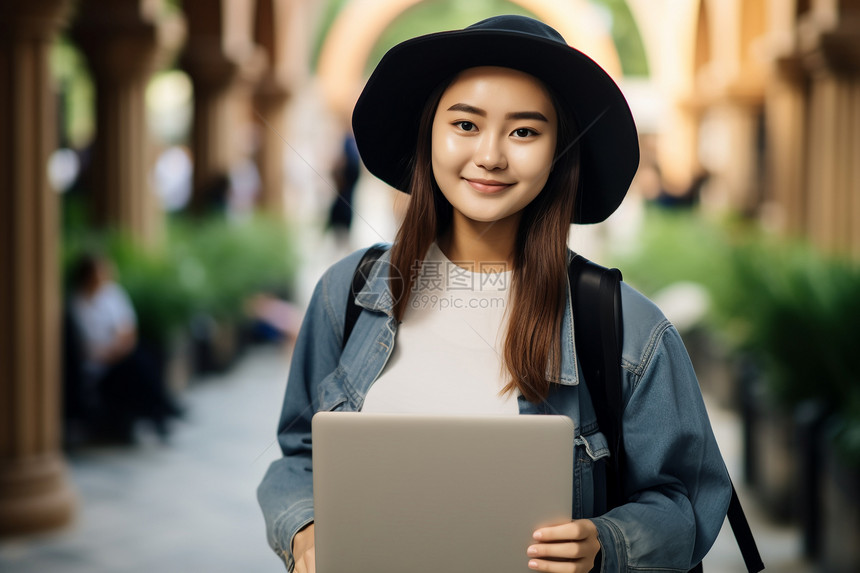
xmin=610 ymin=208 xmax=860 ymax=466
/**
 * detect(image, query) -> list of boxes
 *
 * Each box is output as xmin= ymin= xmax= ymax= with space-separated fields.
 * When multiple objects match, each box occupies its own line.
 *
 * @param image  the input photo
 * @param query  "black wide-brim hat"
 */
xmin=352 ymin=15 xmax=640 ymax=224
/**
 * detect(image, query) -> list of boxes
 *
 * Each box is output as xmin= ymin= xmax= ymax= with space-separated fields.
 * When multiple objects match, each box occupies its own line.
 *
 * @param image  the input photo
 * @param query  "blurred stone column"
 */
xmin=852 ymin=80 xmax=860 ymax=259
xmin=713 ymin=91 xmax=765 ymax=215
xmin=251 ymin=0 xmax=311 ymax=217
xmin=800 ymin=9 xmax=860 ymax=253
xmin=0 ymin=0 xmax=77 ymax=536
xmin=72 ymin=0 xmax=184 ymax=246
xmin=253 ymin=75 xmax=290 ymax=215
xmin=182 ymin=47 xmax=240 ymax=213
xmin=805 ymin=75 xmax=841 ymax=250
xmin=764 ymin=50 xmax=808 ymax=234
xmin=181 ymin=0 xmax=264 ymax=214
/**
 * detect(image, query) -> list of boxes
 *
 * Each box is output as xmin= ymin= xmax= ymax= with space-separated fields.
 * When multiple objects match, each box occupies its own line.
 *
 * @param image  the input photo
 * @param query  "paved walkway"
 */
xmin=0 ymin=344 xmax=815 ymax=573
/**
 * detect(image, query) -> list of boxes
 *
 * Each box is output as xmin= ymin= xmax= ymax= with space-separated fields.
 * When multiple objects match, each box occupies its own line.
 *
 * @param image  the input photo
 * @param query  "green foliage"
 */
xmin=608 ymin=207 xmax=731 ymax=298
xmin=717 ymin=238 xmax=859 ymax=410
xmin=51 ymin=37 xmax=95 ymax=148
xmin=310 ymin=0 xmax=352 ymax=71
xmin=364 ymin=0 xmax=536 ymax=75
xmin=589 ymin=0 xmax=650 ymax=76
xmin=312 ymin=0 xmax=650 ymax=78
xmin=111 ymin=235 xmax=201 ymax=345
xmin=610 ymin=208 xmax=860 ymax=466
xmin=832 ymin=398 xmax=860 ymax=468
xmin=168 ymin=215 xmax=299 ymax=321
xmin=64 ymin=215 xmax=298 ymax=344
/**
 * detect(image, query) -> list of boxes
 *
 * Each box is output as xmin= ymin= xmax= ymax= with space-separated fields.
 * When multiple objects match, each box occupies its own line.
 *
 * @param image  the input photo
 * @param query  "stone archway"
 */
xmin=617 ymin=0 xmax=701 ymax=192
xmin=316 ymin=0 xmax=623 ymax=120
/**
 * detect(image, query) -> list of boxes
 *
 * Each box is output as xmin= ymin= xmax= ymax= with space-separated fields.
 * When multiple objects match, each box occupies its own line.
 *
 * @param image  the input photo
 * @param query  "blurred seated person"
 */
xmin=68 ymin=252 xmax=182 ymax=442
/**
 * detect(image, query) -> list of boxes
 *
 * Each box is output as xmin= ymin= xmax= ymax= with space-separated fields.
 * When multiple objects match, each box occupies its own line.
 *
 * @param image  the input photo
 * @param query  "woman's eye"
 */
xmin=513 ymin=128 xmax=537 ymax=138
xmin=455 ymin=121 xmax=476 ymax=132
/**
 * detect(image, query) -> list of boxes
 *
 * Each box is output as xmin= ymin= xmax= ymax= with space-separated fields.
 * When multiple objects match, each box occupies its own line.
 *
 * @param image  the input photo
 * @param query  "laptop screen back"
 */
xmin=312 ymin=412 xmax=574 ymax=573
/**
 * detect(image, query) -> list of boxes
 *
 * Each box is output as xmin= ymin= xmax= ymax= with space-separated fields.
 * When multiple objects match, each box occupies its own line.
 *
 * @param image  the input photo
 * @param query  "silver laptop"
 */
xmin=312 ymin=412 xmax=574 ymax=573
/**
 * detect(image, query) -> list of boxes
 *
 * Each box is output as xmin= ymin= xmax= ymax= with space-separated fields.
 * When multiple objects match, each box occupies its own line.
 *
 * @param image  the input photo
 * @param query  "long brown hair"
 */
xmin=389 ymin=74 xmax=581 ymax=403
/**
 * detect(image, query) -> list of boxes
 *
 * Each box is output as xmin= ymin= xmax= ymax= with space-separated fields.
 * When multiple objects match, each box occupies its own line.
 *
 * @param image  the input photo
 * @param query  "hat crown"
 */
xmin=465 ymin=15 xmax=566 ymax=45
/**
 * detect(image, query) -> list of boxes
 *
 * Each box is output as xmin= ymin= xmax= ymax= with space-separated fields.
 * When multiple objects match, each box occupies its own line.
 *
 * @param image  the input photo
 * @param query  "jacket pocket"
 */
xmin=574 ymin=429 xmax=610 ymax=518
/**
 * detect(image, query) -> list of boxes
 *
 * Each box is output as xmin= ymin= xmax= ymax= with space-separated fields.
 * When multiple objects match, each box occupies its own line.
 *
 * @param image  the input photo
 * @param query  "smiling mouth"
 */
xmin=464 ymin=178 xmax=513 ymax=194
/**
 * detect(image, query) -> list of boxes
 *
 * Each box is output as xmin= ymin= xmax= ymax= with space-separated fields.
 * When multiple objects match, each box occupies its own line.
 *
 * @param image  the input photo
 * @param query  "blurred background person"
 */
xmin=326 ymin=132 xmax=361 ymax=249
xmin=67 ymin=252 xmax=183 ymax=443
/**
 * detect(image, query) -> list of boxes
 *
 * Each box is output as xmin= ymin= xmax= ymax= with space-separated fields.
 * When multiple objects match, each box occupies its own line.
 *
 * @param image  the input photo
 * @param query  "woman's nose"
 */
xmin=474 ymin=134 xmax=507 ymax=170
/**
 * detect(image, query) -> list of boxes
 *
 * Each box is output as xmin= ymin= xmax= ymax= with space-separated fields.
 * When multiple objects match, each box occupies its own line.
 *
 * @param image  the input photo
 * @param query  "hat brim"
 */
xmin=352 ymin=28 xmax=639 ymax=224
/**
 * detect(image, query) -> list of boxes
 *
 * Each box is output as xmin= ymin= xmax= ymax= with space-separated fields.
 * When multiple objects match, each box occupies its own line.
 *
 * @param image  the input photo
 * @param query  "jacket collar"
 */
xmin=355 ymin=246 xmax=580 ymax=386
xmin=353 ymin=247 xmax=398 ymax=317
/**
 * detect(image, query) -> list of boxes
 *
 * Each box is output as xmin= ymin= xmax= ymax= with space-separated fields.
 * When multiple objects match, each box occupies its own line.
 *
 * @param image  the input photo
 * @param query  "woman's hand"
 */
xmin=527 ymin=518 xmax=600 ymax=572
xmin=292 ymin=523 xmax=316 ymax=573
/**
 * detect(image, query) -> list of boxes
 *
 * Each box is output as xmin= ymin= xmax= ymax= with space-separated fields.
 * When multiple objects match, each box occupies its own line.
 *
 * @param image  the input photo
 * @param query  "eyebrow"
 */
xmin=446 ymin=103 xmax=548 ymax=122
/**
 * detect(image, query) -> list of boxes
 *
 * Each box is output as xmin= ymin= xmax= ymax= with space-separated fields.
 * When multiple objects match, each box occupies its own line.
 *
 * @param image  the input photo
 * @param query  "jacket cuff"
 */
xmin=273 ymin=498 xmax=315 ymax=572
xmin=591 ymin=515 xmax=627 ymax=572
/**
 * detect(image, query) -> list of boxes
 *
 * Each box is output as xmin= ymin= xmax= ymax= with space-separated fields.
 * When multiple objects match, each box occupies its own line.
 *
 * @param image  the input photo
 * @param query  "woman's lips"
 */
xmin=465 ymin=178 xmax=513 ymax=193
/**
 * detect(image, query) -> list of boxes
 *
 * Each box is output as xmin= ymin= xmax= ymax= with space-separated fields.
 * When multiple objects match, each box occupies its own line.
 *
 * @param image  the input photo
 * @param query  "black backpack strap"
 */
xmin=343 ymin=244 xmax=387 ymax=350
xmin=569 ymin=254 xmax=764 ymax=573
xmin=728 ymin=484 xmax=765 ymax=572
xmin=569 ymin=254 xmax=625 ymax=509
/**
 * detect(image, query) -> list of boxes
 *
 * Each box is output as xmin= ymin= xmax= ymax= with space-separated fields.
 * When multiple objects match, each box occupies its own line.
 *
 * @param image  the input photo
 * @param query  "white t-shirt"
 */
xmin=71 ymin=281 xmax=137 ymax=378
xmin=361 ymin=243 xmax=519 ymax=415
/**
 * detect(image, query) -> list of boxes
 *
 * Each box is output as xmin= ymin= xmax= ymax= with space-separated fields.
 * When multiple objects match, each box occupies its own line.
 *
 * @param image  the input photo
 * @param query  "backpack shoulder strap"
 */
xmin=568 ymin=254 xmax=625 ymax=509
xmin=728 ymin=484 xmax=765 ymax=572
xmin=568 ymin=254 xmax=764 ymax=573
xmin=343 ymin=244 xmax=388 ymax=350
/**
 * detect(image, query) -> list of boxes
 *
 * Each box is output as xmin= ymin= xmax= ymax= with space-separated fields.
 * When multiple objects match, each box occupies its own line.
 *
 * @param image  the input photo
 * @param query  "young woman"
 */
xmin=258 ymin=15 xmax=731 ymax=573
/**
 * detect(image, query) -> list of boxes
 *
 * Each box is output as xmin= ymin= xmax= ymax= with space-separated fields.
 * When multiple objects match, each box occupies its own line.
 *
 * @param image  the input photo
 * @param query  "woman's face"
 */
xmin=431 ymin=66 xmax=558 ymax=225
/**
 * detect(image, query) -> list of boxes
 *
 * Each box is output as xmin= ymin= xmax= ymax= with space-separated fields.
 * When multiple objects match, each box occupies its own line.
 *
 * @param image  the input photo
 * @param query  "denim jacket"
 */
xmin=257 ymin=245 xmax=732 ymax=572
